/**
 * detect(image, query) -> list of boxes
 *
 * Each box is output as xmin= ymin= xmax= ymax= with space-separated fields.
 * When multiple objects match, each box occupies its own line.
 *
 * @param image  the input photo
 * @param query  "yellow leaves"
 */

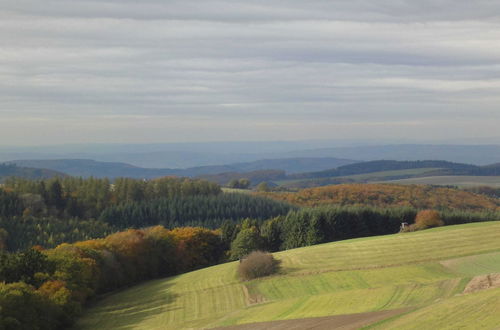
xmin=37 ymin=280 xmax=71 ymax=306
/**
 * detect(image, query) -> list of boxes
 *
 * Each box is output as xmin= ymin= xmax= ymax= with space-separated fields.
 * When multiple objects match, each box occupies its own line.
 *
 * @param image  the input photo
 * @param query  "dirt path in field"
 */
xmin=211 ymin=308 xmax=411 ymax=330
xmin=463 ymin=273 xmax=500 ymax=294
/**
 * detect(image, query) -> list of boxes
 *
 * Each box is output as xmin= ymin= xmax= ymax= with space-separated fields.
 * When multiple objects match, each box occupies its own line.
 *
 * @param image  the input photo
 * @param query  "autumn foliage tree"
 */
xmin=412 ymin=209 xmax=444 ymax=231
xmin=0 ymin=224 xmax=226 ymax=329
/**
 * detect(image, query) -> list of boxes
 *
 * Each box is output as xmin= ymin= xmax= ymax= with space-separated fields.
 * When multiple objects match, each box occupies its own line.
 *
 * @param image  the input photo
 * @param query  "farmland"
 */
xmin=276 ymin=167 xmax=442 ymax=188
xmin=384 ymin=175 xmax=500 ymax=187
xmin=75 ymin=221 xmax=500 ymax=329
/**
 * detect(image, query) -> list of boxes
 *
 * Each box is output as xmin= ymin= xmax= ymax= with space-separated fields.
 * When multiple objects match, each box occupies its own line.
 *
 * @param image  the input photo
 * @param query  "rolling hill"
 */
xmin=8 ymin=157 xmax=356 ymax=179
xmin=285 ymin=144 xmax=500 ymax=166
xmin=0 ymin=163 xmax=67 ymax=183
xmin=278 ymin=160 xmax=500 ymax=188
xmin=288 ymin=160 xmax=479 ymax=180
xmin=75 ymin=221 xmax=500 ymax=329
xmin=2 ymin=143 xmax=500 ymax=167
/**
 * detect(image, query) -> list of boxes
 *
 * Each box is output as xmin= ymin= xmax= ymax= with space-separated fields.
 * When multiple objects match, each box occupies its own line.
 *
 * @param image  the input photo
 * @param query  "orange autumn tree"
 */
xmin=414 ymin=209 xmax=444 ymax=230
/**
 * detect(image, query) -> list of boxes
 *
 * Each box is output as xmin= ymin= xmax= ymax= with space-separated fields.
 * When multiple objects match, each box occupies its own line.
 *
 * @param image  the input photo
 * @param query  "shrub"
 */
xmin=415 ymin=210 xmax=444 ymax=229
xmin=237 ymin=251 xmax=281 ymax=281
xmin=404 ymin=210 xmax=444 ymax=232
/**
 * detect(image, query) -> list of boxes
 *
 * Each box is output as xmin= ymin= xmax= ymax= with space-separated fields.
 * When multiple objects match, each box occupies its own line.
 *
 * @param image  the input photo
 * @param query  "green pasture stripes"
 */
xmin=76 ymin=222 xmax=500 ymax=330
xmin=368 ymin=287 xmax=500 ymax=330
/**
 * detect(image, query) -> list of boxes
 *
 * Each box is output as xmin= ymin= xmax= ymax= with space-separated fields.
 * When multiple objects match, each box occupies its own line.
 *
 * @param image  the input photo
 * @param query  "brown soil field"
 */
xmin=463 ymin=273 xmax=500 ymax=294
xmin=211 ymin=308 xmax=411 ymax=330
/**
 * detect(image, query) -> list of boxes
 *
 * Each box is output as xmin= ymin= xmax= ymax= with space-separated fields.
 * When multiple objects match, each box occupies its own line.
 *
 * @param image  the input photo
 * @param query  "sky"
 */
xmin=1 ymin=0 xmax=500 ymax=146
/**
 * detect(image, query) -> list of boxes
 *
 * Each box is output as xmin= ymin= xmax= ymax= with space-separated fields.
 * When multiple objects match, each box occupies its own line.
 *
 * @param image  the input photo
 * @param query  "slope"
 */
xmin=75 ymin=221 xmax=500 ymax=330
xmin=279 ymin=160 xmax=500 ymax=189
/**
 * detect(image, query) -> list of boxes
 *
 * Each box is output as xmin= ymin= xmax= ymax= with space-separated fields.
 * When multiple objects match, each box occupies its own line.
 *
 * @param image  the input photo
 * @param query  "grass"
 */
xmin=221 ymin=188 xmax=252 ymax=194
xmin=440 ymin=251 xmax=500 ymax=276
xmin=367 ymin=287 xmax=500 ymax=330
xmin=275 ymin=168 xmax=441 ymax=186
xmin=341 ymin=167 xmax=441 ymax=181
xmin=75 ymin=221 xmax=500 ymax=330
xmin=384 ymin=175 xmax=500 ymax=187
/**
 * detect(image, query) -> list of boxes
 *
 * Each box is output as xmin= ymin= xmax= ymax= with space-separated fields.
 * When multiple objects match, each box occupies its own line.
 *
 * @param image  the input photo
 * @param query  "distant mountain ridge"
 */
xmin=1 ymin=143 xmax=499 ymax=167
xmin=6 ymin=157 xmax=500 ymax=189
xmin=285 ymin=144 xmax=500 ymax=166
xmin=8 ymin=157 xmax=357 ymax=179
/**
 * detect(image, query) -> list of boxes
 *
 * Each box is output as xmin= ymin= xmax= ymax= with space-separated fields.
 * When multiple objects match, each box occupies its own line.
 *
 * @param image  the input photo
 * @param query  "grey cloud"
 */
xmin=3 ymin=1 xmax=500 ymax=22
xmin=0 ymin=0 xmax=499 ymax=145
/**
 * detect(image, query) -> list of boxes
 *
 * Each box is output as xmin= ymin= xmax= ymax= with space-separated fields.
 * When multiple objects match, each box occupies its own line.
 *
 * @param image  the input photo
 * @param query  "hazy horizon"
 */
xmin=1 ymin=137 xmax=500 ymax=150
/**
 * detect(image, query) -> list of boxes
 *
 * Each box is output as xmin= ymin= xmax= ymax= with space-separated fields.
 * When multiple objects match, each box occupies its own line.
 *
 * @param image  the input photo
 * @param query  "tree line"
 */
xmin=0 ymin=177 xmax=294 ymax=251
xmin=224 ymin=205 xmax=500 ymax=258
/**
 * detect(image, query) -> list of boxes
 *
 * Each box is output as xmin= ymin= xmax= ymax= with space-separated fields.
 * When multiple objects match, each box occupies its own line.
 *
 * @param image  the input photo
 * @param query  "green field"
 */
xmin=275 ymin=167 xmax=442 ymax=187
xmin=221 ymin=188 xmax=252 ymax=193
xmin=76 ymin=222 xmax=500 ymax=329
xmin=384 ymin=175 xmax=500 ymax=187
xmin=341 ymin=167 xmax=441 ymax=181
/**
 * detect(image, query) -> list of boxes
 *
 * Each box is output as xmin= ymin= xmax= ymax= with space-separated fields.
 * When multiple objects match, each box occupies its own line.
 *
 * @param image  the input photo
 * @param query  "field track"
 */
xmin=213 ymin=308 xmax=411 ymax=330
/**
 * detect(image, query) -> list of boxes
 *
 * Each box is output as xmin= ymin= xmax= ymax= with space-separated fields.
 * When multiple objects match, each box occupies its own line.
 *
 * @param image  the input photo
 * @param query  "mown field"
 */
xmin=275 ymin=167 xmax=441 ymax=186
xmin=75 ymin=221 xmax=500 ymax=330
xmin=384 ymin=175 xmax=500 ymax=187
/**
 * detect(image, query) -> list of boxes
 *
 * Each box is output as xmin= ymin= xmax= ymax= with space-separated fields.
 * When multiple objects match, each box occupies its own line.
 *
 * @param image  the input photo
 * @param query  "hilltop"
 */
xmin=0 ymin=163 xmax=66 ymax=183
xmin=75 ymin=221 xmax=500 ymax=329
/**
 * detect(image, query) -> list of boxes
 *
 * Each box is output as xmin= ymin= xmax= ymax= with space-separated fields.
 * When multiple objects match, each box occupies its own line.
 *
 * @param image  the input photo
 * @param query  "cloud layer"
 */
xmin=1 ymin=0 xmax=499 ymax=145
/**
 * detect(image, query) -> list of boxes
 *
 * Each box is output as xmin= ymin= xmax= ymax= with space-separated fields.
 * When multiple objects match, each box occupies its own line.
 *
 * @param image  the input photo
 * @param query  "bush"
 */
xmin=237 ymin=251 xmax=281 ymax=281
xmin=404 ymin=210 xmax=444 ymax=232
xmin=415 ymin=210 xmax=444 ymax=229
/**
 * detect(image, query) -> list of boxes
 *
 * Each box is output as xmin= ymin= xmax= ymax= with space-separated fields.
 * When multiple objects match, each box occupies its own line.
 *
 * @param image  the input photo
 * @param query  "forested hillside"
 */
xmin=0 ymin=177 xmax=293 ymax=251
xmin=260 ymin=183 xmax=500 ymax=210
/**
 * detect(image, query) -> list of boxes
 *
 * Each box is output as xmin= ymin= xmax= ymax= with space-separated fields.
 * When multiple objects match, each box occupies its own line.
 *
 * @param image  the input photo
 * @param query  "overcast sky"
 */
xmin=1 ymin=0 xmax=500 ymax=146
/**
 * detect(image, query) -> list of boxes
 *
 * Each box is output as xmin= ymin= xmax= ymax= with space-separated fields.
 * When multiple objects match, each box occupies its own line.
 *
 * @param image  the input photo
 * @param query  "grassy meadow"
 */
xmin=75 ymin=221 xmax=500 ymax=329
xmin=384 ymin=175 xmax=500 ymax=187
